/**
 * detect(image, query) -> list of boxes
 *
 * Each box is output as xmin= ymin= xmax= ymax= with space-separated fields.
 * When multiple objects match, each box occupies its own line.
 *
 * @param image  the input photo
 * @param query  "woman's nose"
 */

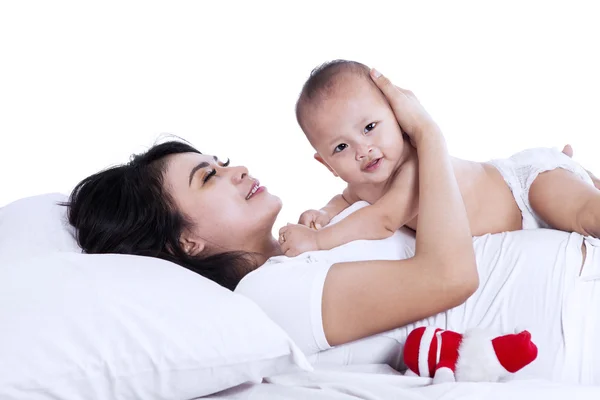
xmin=230 ymin=165 xmax=249 ymax=184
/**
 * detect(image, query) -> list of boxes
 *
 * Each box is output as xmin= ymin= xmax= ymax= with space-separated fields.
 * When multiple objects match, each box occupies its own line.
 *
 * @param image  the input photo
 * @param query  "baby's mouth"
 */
xmin=363 ymin=158 xmax=382 ymax=171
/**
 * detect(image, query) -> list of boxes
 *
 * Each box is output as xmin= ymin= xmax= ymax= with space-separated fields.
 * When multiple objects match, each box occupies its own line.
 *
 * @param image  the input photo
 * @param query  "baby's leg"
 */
xmin=529 ymin=168 xmax=600 ymax=237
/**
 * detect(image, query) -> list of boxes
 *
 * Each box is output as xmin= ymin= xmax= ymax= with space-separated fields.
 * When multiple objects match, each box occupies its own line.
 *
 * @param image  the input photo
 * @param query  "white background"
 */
xmin=1 ymin=1 xmax=599 ymax=234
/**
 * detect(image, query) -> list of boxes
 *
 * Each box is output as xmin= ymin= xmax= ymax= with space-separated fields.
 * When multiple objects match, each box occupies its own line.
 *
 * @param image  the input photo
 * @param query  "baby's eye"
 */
xmin=364 ymin=122 xmax=377 ymax=134
xmin=333 ymin=143 xmax=348 ymax=154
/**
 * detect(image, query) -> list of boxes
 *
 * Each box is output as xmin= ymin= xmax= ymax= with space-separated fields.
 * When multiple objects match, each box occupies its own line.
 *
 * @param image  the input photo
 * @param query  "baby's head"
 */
xmin=296 ymin=60 xmax=411 ymax=186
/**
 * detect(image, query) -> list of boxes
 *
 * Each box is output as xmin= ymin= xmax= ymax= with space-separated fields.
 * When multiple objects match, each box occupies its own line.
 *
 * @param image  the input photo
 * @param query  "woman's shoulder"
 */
xmin=236 ymin=252 xmax=333 ymax=294
xmin=234 ymin=253 xmax=335 ymax=355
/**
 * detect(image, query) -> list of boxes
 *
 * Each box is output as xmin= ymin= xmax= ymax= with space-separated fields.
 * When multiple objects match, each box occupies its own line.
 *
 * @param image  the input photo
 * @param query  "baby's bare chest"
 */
xmin=348 ymin=183 xmax=391 ymax=205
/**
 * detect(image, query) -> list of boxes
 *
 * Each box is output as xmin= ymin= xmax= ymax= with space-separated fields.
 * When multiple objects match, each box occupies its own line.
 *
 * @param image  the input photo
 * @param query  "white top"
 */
xmin=236 ymin=202 xmax=599 ymax=382
xmin=236 ymin=202 xmax=417 ymax=355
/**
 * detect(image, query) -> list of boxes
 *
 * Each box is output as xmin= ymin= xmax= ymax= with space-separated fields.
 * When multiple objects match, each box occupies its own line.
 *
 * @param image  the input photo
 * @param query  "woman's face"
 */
xmin=163 ymin=152 xmax=282 ymax=256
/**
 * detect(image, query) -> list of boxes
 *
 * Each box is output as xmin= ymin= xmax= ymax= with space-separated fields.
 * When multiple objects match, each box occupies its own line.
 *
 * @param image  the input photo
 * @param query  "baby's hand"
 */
xmin=298 ymin=209 xmax=331 ymax=230
xmin=279 ymin=223 xmax=321 ymax=257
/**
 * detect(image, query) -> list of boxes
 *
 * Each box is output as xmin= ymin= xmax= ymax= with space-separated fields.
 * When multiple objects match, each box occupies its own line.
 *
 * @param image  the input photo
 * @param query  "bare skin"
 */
xmin=345 ymin=156 xmax=523 ymax=234
xmin=163 ymin=70 xmax=478 ymax=346
xmin=280 ymin=71 xmax=600 ymax=257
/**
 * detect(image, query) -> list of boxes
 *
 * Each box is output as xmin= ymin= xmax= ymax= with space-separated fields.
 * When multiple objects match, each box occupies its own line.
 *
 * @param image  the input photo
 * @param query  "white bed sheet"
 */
xmin=205 ymin=364 xmax=600 ymax=400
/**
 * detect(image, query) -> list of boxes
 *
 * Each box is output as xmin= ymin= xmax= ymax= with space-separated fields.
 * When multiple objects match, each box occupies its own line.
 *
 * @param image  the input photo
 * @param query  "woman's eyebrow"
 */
xmin=188 ymin=157 xmax=220 ymax=186
xmin=189 ymin=162 xmax=209 ymax=186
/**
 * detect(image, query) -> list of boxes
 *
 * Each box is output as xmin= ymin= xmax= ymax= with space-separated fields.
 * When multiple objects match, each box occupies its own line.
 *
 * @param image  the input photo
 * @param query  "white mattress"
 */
xmin=205 ymin=364 xmax=600 ymax=400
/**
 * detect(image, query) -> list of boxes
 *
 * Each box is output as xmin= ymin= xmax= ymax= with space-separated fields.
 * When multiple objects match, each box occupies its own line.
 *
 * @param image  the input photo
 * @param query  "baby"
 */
xmin=278 ymin=60 xmax=600 ymax=256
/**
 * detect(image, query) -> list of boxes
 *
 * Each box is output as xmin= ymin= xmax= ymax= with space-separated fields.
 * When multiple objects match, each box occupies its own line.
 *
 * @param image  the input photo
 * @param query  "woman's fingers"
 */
xmin=369 ymin=68 xmax=438 ymax=144
xmin=370 ymin=69 xmax=407 ymax=103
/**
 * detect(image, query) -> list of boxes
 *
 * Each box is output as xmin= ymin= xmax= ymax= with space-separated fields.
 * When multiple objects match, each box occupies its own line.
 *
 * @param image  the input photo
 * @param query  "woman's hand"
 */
xmin=370 ymin=69 xmax=440 ymax=146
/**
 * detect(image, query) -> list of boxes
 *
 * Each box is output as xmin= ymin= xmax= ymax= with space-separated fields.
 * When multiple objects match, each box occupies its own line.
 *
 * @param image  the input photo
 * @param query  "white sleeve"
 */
xmin=234 ymin=257 xmax=333 ymax=356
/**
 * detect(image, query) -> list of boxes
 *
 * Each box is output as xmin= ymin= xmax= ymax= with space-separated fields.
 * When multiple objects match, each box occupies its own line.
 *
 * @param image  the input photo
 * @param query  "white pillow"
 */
xmin=0 ymin=193 xmax=81 ymax=260
xmin=0 ymin=194 xmax=312 ymax=399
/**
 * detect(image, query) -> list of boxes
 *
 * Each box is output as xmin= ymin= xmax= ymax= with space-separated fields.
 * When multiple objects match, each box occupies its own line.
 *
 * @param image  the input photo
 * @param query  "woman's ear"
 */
xmin=314 ymin=153 xmax=339 ymax=177
xmin=179 ymin=234 xmax=206 ymax=256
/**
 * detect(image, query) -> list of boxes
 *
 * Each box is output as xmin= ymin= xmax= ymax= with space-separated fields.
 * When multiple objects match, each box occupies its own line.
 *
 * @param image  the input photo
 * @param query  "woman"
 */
xmin=67 ymin=71 xmax=600 ymax=384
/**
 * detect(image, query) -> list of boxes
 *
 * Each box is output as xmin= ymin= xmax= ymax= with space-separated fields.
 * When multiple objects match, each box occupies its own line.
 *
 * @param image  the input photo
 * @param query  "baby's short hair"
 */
xmin=295 ymin=59 xmax=371 ymax=133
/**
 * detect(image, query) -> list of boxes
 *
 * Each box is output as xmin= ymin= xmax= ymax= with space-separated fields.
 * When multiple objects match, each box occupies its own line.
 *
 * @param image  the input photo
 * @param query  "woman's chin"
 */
xmin=251 ymin=191 xmax=282 ymax=225
xmin=261 ymin=190 xmax=282 ymax=211
xmin=268 ymin=193 xmax=283 ymax=218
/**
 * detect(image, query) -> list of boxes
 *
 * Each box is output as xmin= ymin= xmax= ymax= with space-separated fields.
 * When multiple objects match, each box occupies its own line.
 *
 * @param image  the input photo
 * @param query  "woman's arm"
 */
xmin=321 ymin=70 xmax=478 ymax=346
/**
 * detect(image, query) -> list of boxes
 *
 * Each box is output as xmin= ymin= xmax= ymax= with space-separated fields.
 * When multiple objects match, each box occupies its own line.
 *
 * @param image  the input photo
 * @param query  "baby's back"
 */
xmin=451 ymin=157 xmax=522 ymax=236
xmin=348 ymin=156 xmax=522 ymax=236
xmin=400 ymin=157 xmax=522 ymax=235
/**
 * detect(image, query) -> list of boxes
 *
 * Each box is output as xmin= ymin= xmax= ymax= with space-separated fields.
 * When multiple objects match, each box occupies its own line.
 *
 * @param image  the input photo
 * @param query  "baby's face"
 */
xmin=304 ymin=76 xmax=409 ymax=186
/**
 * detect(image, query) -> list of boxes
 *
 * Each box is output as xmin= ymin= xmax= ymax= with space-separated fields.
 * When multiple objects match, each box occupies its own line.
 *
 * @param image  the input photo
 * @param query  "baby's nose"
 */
xmin=356 ymin=145 xmax=372 ymax=160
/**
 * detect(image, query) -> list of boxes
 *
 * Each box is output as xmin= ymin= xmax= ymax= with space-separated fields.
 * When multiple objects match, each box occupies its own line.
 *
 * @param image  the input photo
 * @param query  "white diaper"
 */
xmin=488 ymin=147 xmax=594 ymax=229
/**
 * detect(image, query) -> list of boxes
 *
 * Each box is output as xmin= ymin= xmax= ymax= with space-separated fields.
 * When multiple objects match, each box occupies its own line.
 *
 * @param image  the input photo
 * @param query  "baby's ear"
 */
xmin=314 ymin=153 xmax=338 ymax=177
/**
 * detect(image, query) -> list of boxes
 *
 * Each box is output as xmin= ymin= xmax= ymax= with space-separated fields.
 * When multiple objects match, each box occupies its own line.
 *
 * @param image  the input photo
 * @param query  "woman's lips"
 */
xmin=246 ymin=180 xmax=265 ymax=200
xmin=247 ymin=186 xmax=265 ymax=199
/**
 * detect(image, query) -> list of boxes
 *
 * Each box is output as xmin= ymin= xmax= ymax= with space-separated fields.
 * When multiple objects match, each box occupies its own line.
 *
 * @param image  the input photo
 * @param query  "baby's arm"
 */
xmin=323 ymin=192 xmax=353 ymax=221
xmin=315 ymin=160 xmax=419 ymax=251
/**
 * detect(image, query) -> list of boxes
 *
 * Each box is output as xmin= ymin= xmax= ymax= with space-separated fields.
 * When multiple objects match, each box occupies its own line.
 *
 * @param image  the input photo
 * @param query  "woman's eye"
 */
xmin=364 ymin=122 xmax=377 ymax=134
xmin=203 ymin=169 xmax=216 ymax=183
xmin=334 ymin=143 xmax=348 ymax=154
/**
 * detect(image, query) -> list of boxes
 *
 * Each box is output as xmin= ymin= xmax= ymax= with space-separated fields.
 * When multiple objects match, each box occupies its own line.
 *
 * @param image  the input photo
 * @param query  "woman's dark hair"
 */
xmin=65 ymin=140 xmax=255 ymax=290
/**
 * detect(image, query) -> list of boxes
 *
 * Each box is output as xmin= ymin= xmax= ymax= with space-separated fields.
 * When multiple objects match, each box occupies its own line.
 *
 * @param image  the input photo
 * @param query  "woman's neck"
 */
xmin=252 ymin=235 xmax=283 ymax=266
xmin=234 ymin=235 xmax=282 ymax=286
